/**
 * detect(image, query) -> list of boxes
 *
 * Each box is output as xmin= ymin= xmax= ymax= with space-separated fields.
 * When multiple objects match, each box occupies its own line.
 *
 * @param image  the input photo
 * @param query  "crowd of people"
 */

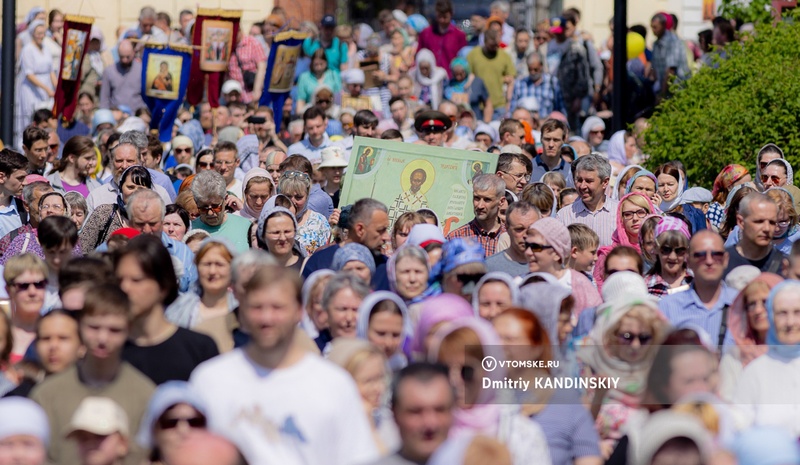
xmin=0 ymin=2 xmax=797 ymax=465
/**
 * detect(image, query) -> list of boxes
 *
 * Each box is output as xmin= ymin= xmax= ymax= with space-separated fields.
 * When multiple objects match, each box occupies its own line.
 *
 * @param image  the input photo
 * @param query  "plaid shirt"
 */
xmin=446 ymin=219 xmax=506 ymax=257
xmin=652 ymin=31 xmax=690 ymax=92
xmin=510 ymin=73 xmax=567 ymax=118
xmin=227 ymin=35 xmax=266 ymax=104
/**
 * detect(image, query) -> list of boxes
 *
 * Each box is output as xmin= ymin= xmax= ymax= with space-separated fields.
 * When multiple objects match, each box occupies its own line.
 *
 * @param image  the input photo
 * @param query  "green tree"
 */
xmin=718 ymin=0 xmax=774 ymax=25
xmin=644 ymin=18 xmax=800 ymax=187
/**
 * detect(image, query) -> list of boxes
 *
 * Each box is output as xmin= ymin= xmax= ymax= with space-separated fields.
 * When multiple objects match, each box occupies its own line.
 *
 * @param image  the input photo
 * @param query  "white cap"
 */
xmin=342 ymin=69 xmax=365 ymax=85
xmin=66 ymin=397 xmax=130 ymax=438
xmin=318 ymin=146 xmax=348 ymax=168
xmin=500 ymin=144 xmax=522 ymax=154
xmin=221 ymin=80 xmax=243 ymax=95
xmin=601 ymin=271 xmax=648 ymax=302
xmin=393 ymin=9 xmax=409 ymax=25
xmin=0 ymin=397 xmax=50 ymax=445
xmin=517 ymin=96 xmax=540 ymax=113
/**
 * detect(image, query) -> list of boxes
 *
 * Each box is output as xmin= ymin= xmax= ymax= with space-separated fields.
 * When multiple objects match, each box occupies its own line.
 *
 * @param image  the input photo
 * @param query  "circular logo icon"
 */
xmin=482 ymin=356 xmax=497 ymax=372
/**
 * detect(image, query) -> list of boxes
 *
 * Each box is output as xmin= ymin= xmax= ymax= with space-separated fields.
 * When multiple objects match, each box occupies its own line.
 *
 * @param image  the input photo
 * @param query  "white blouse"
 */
xmin=733 ymin=352 xmax=800 ymax=437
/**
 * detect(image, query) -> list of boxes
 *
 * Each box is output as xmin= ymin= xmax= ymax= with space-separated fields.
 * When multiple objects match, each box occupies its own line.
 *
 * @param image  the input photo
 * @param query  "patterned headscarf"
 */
xmin=712 ymin=164 xmax=749 ymax=200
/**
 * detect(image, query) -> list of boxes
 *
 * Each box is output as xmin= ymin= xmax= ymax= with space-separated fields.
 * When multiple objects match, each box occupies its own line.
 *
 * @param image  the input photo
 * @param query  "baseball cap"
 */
xmin=321 ymin=15 xmax=336 ymax=27
xmin=550 ymin=16 xmax=565 ymax=34
xmin=221 ymin=80 xmax=243 ymax=95
xmin=65 ymin=397 xmax=130 ymax=438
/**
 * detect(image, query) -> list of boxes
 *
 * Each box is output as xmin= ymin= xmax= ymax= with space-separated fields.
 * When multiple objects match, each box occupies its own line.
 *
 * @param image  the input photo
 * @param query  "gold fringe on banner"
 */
xmin=64 ymin=14 xmax=95 ymax=24
xmin=139 ymin=41 xmax=195 ymax=54
xmin=274 ymin=31 xmax=309 ymax=42
xmin=196 ymin=8 xmax=242 ymax=19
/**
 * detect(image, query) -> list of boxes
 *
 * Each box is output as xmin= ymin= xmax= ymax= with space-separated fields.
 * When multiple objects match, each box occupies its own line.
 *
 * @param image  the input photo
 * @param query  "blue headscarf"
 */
xmin=765 ymin=280 xmax=800 ymax=359
xmin=625 ymin=169 xmax=659 ymax=195
xmin=178 ymin=120 xmax=205 ymax=153
xmin=332 ymin=243 xmax=377 ymax=276
xmin=431 ymin=238 xmax=485 ymax=280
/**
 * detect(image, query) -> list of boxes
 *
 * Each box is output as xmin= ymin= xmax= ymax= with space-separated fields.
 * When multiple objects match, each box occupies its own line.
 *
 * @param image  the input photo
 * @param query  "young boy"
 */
xmin=0 ymin=148 xmax=30 ymax=237
xmin=31 ymin=284 xmax=155 ymax=465
xmin=66 ymin=397 xmax=130 ymax=465
xmin=567 ymin=223 xmax=600 ymax=282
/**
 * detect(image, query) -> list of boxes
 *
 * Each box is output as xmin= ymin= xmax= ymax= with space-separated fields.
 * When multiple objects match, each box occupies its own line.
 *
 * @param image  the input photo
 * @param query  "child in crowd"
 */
xmin=566 ymin=224 xmax=599 ymax=283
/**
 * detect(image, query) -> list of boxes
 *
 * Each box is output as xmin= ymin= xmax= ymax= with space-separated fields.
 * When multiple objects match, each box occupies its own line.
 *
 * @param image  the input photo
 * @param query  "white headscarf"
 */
xmin=413 ymin=49 xmax=448 ymax=110
xmin=659 ymin=170 xmax=685 ymax=212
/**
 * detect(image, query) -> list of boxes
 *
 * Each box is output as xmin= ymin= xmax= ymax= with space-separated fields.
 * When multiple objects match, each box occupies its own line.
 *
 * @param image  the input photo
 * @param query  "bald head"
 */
xmin=118 ymin=40 xmax=135 ymax=66
xmin=166 ymin=432 xmax=246 ymax=465
xmin=689 ymin=229 xmax=723 ymax=252
xmin=571 ymin=140 xmax=591 ymax=157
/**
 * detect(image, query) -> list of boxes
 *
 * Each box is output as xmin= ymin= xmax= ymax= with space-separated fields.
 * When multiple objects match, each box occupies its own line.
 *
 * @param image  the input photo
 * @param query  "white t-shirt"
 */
xmin=227 ymin=178 xmax=244 ymax=200
xmin=190 ymin=349 xmax=380 ymax=465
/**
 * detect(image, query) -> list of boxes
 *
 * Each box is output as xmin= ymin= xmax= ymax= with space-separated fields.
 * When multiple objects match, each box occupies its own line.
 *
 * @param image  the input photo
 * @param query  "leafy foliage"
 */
xmin=718 ymin=0 xmax=774 ymax=25
xmin=643 ymin=19 xmax=800 ymax=187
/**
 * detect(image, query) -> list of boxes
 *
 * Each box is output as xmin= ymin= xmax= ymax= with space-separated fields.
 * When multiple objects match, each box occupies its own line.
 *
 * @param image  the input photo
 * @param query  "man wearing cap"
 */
xmin=319 ymin=146 xmax=348 ymax=208
xmin=447 ymin=174 xmax=507 ymax=257
xmin=511 ymin=53 xmax=566 ymax=119
xmin=467 ymin=9 xmax=490 ymax=48
xmin=66 ymin=397 xmax=131 ymax=465
xmin=682 ymin=187 xmax=713 ymax=215
xmin=100 ymin=39 xmax=144 ymax=112
xmin=287 ymin=107 xmax=342 ymax=164
xmin=413 ymin=110 xmax=451 ymax=147
xmin=467 ymin=29 xmax=515 ymax=120
xmin=418 ymin=0 xmax=467 ymax=78
xmin=221 ymin=80 xmax=243 ymax=104
xmin=302 ymin=15 xmax=348 ymax=71
xmin=164 ymin=135 xmax=195 ymax=171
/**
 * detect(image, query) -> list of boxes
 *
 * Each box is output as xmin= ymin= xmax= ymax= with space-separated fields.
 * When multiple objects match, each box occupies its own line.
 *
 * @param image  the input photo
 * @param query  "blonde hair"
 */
xmin=521 ymin=183 xmax=555 ymax=215
xmin=672 ymin=400 xmax=721 ymax=435
xmin=541 ymin=172 xmax=567 ymax=190
xmin=603 ymin=304 xmax=667 ymax=348
xmin=3 ymin=254 xmax=48 ymax=284
xmin=343 ymin=344 xmax=386 ymax=378
xmin=766 ymin=189 xmax=797 ymax=226
xmin=622 ymin=193 xmax=653 ymax=213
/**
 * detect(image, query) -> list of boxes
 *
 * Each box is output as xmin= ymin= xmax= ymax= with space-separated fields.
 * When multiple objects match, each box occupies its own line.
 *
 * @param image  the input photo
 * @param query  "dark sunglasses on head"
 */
xmin=617 ymin=332 xmax=652 ymax=345
xmin=524 ymin=241 xmax=553 ymax=253
xmin=158 ymin=416 xmax=206 ymax=430
xmin=692 ymin=250 xmax=725 ymax=262
xmin=659 ymin=245 xmax=687 ymax=257
xmin=456 ymin=273 xmax=485 ymax=285
xmin=12 ymin=279 xmax=48 ymax=292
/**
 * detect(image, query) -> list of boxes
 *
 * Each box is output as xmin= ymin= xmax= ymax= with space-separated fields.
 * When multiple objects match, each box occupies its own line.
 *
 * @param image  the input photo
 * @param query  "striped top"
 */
xmin=556 ymin=197 xmax=619 ymax=247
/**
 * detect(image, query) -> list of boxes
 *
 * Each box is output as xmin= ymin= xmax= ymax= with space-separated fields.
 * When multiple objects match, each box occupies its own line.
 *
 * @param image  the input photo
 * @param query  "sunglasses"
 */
xmin=456 ymin=273 xmax=484 ymax=285
xmin=589 ymin=130 xmax=604 ymax=135
xmin=691 ymin=250 xmax=725 ymax=262
xmin=659 ymin=245 xmax=687 ymax=257
xmin=174 ymin=147 xmax=192 ymax=154
xmin=761 ymin=174 xmax=783 ymax=184
xmin=158 ymin=416 xmax=207 ymax=430
xmin=621 ymin=209 xmax=648 ymax=220
xmin=198 ymin=203 xmax=224 ymax=214
xmin=12 ymin=279 xmax=48 ymax=292
xmin=617 ymin=332 xmax=653 ymax=345
xmin=317 ymin=99 xmax=332 ymax=104
xmin=280 ymin=170 xmax=311 ymax=181
xmin=524 ymin=241 xmax=553 ymax=253
xmin=198 ymin=161 xmax=213 ymax=168
xmin=49 ymin=144 xmax=59 ymax=150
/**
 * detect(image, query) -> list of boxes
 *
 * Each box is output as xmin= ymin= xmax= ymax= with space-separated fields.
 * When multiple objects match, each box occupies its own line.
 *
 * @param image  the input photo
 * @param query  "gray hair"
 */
xmin=140 ymin=6 xmax=157 ymax=20
xmin=526 ymin=52 xmax=544 ymax=66
xmin=472 ymin=173 xmax=506 ymax=198
xmin=277 ymin=175 xmax=311 ymax=196
xmin=350 ymin=198 xmax=388 ymax=227
xmin=572 ymin=153 xmax=612 ymax=181
xmin=738 ymin=192 xmax=776 ymax=218
xmin=119 ymin=131 xmax=148 ymax=150
xmin=490 ymin=0 xmax=510 ymax=13
xmin=126 ymin=189 xmax=165 ymax=220
xmin=322 ymin=272 xmax=371 ymax=311
xmin=506 ymin=201 xmax=542 ymax=223
xmin=23 ymin=181 xmax=52 ymax=206
xmin=112 ymin=142 xmax=140 ymax=163
xmin=64 ymin=191 xmax=88 ymax=215
xmin=394 ymin=244 xmax=429 ymax=269
xmin=231 ymin=250 xmax=277 ymax=285
xmin=287 ymin=120 xmax=304 ymax=134
xmin=191 ymin=170 xmax=227 ymax=204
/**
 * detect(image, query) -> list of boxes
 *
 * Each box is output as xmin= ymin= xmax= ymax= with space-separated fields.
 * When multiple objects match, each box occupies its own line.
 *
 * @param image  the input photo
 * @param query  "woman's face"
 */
xmin=438 ymin=343 xmax=483 ymax=407
xmin=32 ymin=25 xmax=46 ymax=46
xmin=631 ymin=177 xmax=657 ymax=201
xmin=657 ymin=173 xmax=680 ymax=201
xmin=163 ymin=213 xmax=187 ymax=241
xmin=117 ymin=255 xmax=164 ymax=317
xmin=621 ymin=199 xmax=648 ymax=238
xmin=656 ymin=238 xmax=687 ymax=276
xmin=624 ymin=136 xmax=638 ymax=160
xmin=342 ymin=261 xmax=372 ymax=284
xmin=245 ymin=181 xmax=272 ymax=215
xmin=120 ymin=179 xmax=146 ymax=201
xmin=477 ymin=282 xmax=513 ymax=321
xmin=588 ymin=126 xmax=604 ymax=146
xmin=419 ymin=62 xmax=432 ymax=78
xmin=197 ymin=247 xmax=232 ymax=295
xmin=264 ymin=215 xmax=295 ymax=256
xmin=155 ymin=404 xmax=207 ymax=459
xmin=367 ymin=310 xmax=404 ymax=358
xmin=665 ymin=350 xmax=717 ymax=403
xmin=392 ymin=223 xmax=412 ymax=250
xmin=394 ymin=257 xmax=428 ymax=300
xmin=308 ymin=282 xmax=329 ymax=331
xmin=557 ymin=310 xmax=573 ymax=345
xmin=744 ymin=285 xmax=770 ymax=336
xmin=326 ymin=288 xmax=363 ymax=338
xmin=772 ymin=288 xmax=800 ymax=345
xmin=312 ymin=57 xmax=328 ymax=74
xmin=452 ymin=66 xmax=467 ymax=82
xmin=10 ymin=270 xmax=46 ymax=316
xmin=546 ymin=182 xmax=561 ymax=199
xmin=610 ymin=311 xmax=653 ymax=363
xmin=284 ymin=189 xmax=308 ymax=214
xmin=75 ymin=150 xmax=97 ymax=177
xmin=524 ymin=230 xmax=559 ymax=274
xmin=775 ymin=209 xmax=791 ymax=239
xmin=354 ymin=354 xmax=387 ymax=411
xmin=197 ymin=154 xmax=214 ymax=172
xmin=641 ymin=230 xmax=656 ymax=260
xmin=760 ymin=152 xmax=782 ymax=171
xmin=0 ymin=435 xmax=46 ymax=465
xmin=39 ymin=195 xmax=66 ymax=220
xmin=391 ymin=31 xmax=404 ymax=49
xmin=51 ymin=14 xmax=65 ymax=32
xmin=493 ymin=313 xmax=531 ymax=345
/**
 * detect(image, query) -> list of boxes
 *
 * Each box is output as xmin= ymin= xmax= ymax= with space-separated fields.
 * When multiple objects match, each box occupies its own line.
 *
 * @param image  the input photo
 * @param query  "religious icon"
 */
xmin=200 ymin=20 xmax=233 ymax=72
xmin=145 ymin=53 xmax=183 ymax=100
xmin=61 ymin=29 xmax=88 ymax=81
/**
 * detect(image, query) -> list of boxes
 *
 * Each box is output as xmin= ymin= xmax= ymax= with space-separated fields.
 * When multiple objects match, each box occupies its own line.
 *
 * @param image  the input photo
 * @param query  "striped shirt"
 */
xmin=556 ymin=197 xmax=619 ymax=247
xmin=510 ymin=73 xmax=567 ymax=118
xmin=446 ymin=219 xmax=506 ymax=257
xmin=658 ymin=283 xmax=738 ymax=344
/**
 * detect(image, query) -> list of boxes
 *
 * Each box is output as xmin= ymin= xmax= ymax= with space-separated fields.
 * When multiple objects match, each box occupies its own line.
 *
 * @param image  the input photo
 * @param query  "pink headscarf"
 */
xmin=427 ymin=317 xmax=505 ymax=438
xmin=411 ymin=294 xmax=474 ymax=358
xmin=238 ymin=168 xmax=274 ymax=220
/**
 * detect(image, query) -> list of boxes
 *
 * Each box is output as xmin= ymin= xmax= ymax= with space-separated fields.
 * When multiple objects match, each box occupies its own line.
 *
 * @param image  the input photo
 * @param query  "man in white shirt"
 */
xmin=190 ymin=266 xmax=379 ymax=465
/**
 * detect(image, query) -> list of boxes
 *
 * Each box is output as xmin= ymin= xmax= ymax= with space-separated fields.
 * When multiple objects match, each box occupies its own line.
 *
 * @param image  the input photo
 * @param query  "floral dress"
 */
xmin=296 ymin=211 xmax=331 ymax=255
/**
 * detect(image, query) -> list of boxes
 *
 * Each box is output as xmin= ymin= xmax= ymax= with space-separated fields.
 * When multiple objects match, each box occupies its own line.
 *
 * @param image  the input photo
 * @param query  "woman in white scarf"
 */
xmin=413 ymin=49 xmax=448 ymax=110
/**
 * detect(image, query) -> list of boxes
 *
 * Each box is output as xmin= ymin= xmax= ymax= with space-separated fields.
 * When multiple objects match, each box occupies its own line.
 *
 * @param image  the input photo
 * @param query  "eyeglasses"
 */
xmin=621 ymin=209 xmax=648 ymax=220
xmin=778 ymin=220 xmax=791 ymax=228
xmin=198 ymin=161 xmax=213 ymax=168
xmin=659 ymin=245 xmax=688 ymax=257
xmin=40 ymin=203 xmax=65 ymax=212
xmin=524 ymin=241 xmax=553 ymax=253
xmin=280 ymin=170 xmax=310 ymax=182
xmin=198 ymin=203 xmax=224 ymax=214
xmin=455 ymin=273 xmax=484 ymax=285
xmin=502 ymin=171 xmax=531 ymax=183
xmin=617 ymin=332 xmax=653 ymax=345
xmin=158 ymin=416 xmax=207 ymax=430
xmin=214 ymin=159 xmax=235 ymax=166
xmin=12 ymin=279 xmax=48 ymax=292
xmin=761 ymin=174 xmax=783 ymax=184
xmin=49 ymin=144 xmax=59 ymax=150
xmin=691 ymin=250 xmax=726 ymax=262
xmin=174 ymin=147 xmax=192 ymax=154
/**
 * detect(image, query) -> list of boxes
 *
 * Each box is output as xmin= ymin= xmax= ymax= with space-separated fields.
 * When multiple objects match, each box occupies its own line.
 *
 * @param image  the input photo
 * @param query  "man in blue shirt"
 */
xmin=530 ymin=118 xmax=574 ymax=188
xmin=287 ymin=107 xmax=342 ymax=165
xmin=659 ymin=230 xmax=737 ymax=346
xmin=0 ymin=150 xmax=29 ymax=238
